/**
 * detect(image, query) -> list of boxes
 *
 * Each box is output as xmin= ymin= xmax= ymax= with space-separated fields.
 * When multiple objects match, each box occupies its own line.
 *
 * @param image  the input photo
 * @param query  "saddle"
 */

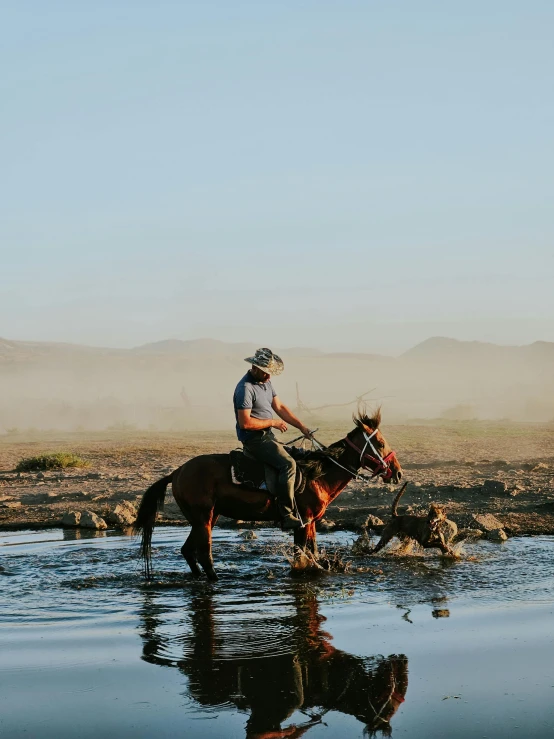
xmin=229 ymin=446 xmax=309 ymax=496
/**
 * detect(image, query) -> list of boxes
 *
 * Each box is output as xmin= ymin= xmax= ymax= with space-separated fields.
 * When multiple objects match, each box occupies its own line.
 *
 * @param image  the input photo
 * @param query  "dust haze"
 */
xmin=1 ymin=336 xmax=554 ymax=434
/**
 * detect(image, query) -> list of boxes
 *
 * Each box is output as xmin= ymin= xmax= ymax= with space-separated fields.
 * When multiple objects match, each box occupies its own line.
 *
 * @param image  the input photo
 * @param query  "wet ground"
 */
xmin=1 ymin=527 xmax=553 ymax=738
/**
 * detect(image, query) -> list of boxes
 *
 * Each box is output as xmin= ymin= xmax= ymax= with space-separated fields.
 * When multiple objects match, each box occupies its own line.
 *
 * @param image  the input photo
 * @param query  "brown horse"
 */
xmin=135 ymin=409 xmax=402 ymax=580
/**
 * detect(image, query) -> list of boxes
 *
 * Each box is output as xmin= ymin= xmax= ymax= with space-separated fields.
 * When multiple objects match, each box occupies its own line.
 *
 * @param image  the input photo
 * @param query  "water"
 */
xmin=1 ymin=527 xmax=554 ymax=738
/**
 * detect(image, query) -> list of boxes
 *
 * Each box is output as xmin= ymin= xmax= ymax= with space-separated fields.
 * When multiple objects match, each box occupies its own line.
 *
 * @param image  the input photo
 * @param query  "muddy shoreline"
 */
xmin=2 ymin=423 xmax=554 ymax=536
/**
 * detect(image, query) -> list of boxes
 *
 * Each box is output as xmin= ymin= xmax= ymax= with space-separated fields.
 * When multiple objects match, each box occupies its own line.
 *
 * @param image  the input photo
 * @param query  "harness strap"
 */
xmin=345 ymin=435 xmax=397 ymax=479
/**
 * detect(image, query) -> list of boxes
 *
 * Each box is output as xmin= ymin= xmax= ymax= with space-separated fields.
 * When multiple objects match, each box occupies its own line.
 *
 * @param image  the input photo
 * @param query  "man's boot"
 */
xmin=278 ymin=501 xmax=302 ymax=530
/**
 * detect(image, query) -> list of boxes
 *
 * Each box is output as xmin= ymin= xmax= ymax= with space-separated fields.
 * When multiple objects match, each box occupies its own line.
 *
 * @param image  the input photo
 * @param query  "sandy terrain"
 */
xmin=1 ymin=421 xmax=554 ymax=536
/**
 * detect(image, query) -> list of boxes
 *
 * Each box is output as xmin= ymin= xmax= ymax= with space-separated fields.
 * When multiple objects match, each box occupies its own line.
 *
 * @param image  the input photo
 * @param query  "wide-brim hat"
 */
xmin=244 ymin=347 xmax=284 ymax=376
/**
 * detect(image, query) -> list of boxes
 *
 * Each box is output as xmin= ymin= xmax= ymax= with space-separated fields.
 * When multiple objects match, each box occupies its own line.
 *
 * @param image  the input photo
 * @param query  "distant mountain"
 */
xmin=401 ymin=336 xmax=554 ymax=363
xmin=2 ymin=335 xmax=553 ymax=364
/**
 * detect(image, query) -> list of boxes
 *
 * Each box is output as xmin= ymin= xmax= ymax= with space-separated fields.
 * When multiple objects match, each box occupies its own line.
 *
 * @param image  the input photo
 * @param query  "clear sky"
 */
xmin=1 ymin=1 xmax=553 ymax=353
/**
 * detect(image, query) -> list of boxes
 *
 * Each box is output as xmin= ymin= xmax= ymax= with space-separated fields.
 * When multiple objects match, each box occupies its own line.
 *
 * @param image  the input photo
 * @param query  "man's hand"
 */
xmin=272 ymin=419 xmax=288 ymax=433
xmin=300 ymin=425 xmax=312 ymax=438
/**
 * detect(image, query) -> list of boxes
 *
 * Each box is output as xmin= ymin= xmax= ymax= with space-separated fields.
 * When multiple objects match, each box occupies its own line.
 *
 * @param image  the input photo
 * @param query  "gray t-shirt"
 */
xmin=233 ymin=372 xmax=277 ymax=442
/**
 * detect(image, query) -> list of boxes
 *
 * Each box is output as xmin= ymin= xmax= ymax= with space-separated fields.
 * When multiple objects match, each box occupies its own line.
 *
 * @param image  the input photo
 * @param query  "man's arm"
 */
xmin=272 ymin=397 xmax=311 ymax=436
xmin=237 ymin=408 xmax=287 ymax=433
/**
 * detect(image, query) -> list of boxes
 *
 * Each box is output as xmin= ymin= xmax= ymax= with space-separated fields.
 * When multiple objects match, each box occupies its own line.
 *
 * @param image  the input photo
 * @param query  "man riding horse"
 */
xmin=233 ymin=348 xmax=312 ymax=530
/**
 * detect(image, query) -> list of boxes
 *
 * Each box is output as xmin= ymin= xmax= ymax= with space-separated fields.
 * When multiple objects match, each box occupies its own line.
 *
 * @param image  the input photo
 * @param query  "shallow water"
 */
xmin=1 ymin=527 xmax=554 ymax=738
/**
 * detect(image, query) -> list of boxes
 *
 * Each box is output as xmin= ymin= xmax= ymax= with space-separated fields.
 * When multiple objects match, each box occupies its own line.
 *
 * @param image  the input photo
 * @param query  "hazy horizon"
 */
xmin=2 ymin=330 xmax=554 ymax=357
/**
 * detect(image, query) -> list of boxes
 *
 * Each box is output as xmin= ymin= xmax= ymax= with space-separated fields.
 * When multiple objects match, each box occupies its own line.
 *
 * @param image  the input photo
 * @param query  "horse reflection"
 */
xmin=140 ymin=589 xmax=408 ymax=737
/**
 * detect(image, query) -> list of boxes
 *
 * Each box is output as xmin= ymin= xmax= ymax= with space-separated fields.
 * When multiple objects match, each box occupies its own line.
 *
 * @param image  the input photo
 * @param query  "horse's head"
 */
xmin=346 ymin=408 xmax=403 ymax=483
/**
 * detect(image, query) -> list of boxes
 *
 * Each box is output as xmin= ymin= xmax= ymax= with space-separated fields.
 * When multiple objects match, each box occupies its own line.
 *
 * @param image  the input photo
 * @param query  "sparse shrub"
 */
xmin=15 ymin=453 xmax=91 ymax=472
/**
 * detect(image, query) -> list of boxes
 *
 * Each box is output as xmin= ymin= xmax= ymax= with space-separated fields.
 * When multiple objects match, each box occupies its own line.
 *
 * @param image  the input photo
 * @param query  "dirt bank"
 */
xmin=1 ymin=422 xmax=554 ymax=535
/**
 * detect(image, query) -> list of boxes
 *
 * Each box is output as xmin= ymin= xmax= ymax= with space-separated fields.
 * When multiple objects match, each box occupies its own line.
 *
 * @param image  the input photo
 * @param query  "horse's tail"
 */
xmin=134 ymin=472 xmax=174 ymax=578
xmin=391 ymin=482 xmax=408 ymax=517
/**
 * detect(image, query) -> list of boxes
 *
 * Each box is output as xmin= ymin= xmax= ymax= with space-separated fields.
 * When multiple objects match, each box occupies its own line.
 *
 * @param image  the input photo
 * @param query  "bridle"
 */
xmin=344 ymin=428 xmax=397 ymax=482
xmin=297 ymin=427 xmax=398 ymax=482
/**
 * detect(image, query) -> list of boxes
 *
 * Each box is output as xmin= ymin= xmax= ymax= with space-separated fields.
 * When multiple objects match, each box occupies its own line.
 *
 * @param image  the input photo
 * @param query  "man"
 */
xmin=233 ymin=348 xmax=312 ymax=529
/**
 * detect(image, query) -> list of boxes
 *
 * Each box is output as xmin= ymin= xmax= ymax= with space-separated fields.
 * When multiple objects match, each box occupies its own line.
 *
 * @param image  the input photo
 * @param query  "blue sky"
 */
xmin=1 ymin=1 xmax=553 ymax=353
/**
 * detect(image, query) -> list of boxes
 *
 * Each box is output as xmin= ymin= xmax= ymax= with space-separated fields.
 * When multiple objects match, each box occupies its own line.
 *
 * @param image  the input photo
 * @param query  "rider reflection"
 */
xmin=139 ymin=589 xmax=408 ymax=738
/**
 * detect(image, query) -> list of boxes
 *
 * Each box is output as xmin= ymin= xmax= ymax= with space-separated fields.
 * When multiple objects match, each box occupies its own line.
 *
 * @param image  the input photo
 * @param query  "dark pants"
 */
xmin=243 ymin=430 xmax=296 ymax=512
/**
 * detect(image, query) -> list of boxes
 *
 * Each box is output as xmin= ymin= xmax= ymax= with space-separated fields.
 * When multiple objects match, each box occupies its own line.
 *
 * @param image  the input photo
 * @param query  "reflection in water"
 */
xmin=140 ymin=589 xmax=408 ymax=737
xmin=62 ymin=528 xmax=107 ymax=541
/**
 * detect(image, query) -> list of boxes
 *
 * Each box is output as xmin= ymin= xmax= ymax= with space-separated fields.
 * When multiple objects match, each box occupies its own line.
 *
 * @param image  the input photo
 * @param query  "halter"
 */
xmin=304 ymin=429 xmax=397 ymax=482
xmin=345 ymin=428 xmax=397 ymax=482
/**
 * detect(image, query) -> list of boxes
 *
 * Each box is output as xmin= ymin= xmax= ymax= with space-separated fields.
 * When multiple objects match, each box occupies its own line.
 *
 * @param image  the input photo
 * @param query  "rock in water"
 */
xmin=486 ymin=528 xmax=508 ymax=542
xmin=317 ymin=519 xmax=336 ymax=531
xmin=80 ymin=511 xmax=107 ymax=530
xmin=62 ymin=511 xmax=81 ymax=527
xmin=107 ymin=501 xmax=137 ymax=527
xmin=240 ymin=529 xmax=258 ymax=540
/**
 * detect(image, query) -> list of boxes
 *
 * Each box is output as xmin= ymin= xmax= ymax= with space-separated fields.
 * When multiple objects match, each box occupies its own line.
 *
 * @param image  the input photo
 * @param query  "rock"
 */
xmin=317 ymin=519 xmax=336 ymax=531
xmin=80 ymin=511 xmax=107 ymax=530
xmin=471 ymin=513 xmax=504 ymax=531
xmin=1 ymin=501 xmax=22 ymax=508
xmin=106 ymin=500 xmax=136 ymax=527
xmin=483 ymin=480 xmax=508 ymax=495
xmin=364 ymin=514 xmax=384 ymax=531
xmin=486 ymin=528 xmax=508 ymax=542
xmin=439 ymin=518 xmax=458 ymax=543
xmin=240 ymin=530 xmax=258 ymax=540
xmin=532 ymin=462 xmax=549 ymax=472
xmin=62 ymin=511 xmax=81 ymax=527
xmin=453 ymin=527 xmax=483 ymax=542
xmin=510 ymin=484 xmax=525 ymax=497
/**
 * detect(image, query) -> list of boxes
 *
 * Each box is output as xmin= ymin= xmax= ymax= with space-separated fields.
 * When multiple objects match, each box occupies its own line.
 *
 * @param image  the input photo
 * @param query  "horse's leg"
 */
xmin=294 ymin=522 xmax=319 ymax=561
xmin=293 ymin=522 xmax=316 ymax=552
xmin=194 ymin=510 xmax=218 ymax=582
xmin=181 ymin=530 xmax=201 ymax=578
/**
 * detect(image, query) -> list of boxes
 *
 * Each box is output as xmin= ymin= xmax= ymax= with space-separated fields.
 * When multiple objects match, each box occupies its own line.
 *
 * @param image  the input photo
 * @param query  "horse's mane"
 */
xmin=291 ymin=444 xmax=344 ymax=482
xmin=352 ymin=405 xmax=382 ymax=433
